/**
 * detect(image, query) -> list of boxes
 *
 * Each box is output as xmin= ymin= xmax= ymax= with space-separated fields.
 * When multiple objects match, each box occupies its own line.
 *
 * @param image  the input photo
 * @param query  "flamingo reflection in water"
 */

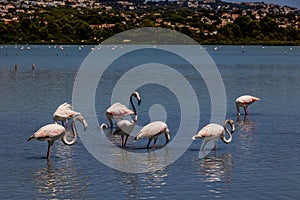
xmin=196 ymin=153 xmax=233 ymax=184
xmin=34 ymin=162 xmax=88 ymax=199
xmin=236 ymin=114 xmax=256 ymax=131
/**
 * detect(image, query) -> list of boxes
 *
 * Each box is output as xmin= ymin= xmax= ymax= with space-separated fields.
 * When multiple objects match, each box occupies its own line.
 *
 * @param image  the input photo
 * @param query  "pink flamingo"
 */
xmin=235 ymin=95 xmax=260 ymax=115
xmin=101 ymin=92 xmax=141 ymax=129
xmin=28 ymin=122 xmax=77 ymax=161
xmin=53 ymin=102 xmax=88 ymax=130
xmin=113 ymin=92 xmax=140 ymax=147
xmin=134 ymin=121 xmax=170 ymax=149
xmin=192 ymin=119 xmax=235 ymax=152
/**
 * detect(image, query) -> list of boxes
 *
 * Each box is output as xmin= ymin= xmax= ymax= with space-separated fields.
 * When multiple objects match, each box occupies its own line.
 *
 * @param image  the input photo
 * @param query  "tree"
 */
xmin=233 ymin=15 xmax=251 ymax=37
xmin=231 ymin=24 xmax=242 ymax=39
xmin=219 ymin=25 xmax=234 ymax=40
xmin=259 ymin=16 xmax=278 ymax=35
xmin=47 ymin=21 xmax=60 ymax=35
xmin=140 ymin=19 xmax=156 ymax=27
xmin=74 ymin=20 xmax=92 ymax=41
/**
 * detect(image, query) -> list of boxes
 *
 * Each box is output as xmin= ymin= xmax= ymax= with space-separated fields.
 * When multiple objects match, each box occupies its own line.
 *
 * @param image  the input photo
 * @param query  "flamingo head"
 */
xmin=133 ymin=91 xmax=141 ymax=105
xmin=72 ymin=113 xmax=88 ymax=130
xmin=253 ymin=97 xmax=261 ymax=102
xmin=165 ymin=128 xmax=171 ymax=144
xmin=228 ymin=119 xmax=235 ymax=133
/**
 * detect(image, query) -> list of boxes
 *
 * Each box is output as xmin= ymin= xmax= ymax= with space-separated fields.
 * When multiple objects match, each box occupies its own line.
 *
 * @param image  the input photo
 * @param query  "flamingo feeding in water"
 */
xmin=192 ymin=119 xmax=235 ymax=152
xmin=134 ymin=121 xmax=170 ymax=149
xmin=235 ymin=95 xmax=260 ymax=115
xmin=53 ymin=102 xmax=88 ymax=130
xmin=28 ymin=121 xmax=77 ymax=161
xmin=101 ymin=91 xmax=141 ymax=129
xmin=113 ymin=92 xmax=141 ymax=147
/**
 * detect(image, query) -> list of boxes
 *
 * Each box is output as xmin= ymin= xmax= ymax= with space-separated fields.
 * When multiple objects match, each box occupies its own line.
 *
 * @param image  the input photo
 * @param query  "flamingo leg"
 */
xmin=147 ymin=139 xmax=152 ymax=149
xmin=214 ymin=142 xmax=217 ymax=151
xmin=121 ymin=135 xmax=124 ymax=147
xmin=153 ymin=138 xmax=158 ymax=149
xmin=236 ymin=104 xmax=240 ymax=116
xmin=65 ymin=120 xmax=69 ymax=129
xmin=124 ymin=135 xmax=129 ymax=147
xmin=244 ymin=106 xmax=249 ymax=115
xmin=47 ymin=141 xmax=53 ymax=161
xmin=201 ymin=140 xmax=208 ymax=151
xmin=106 ymin=113 xmax=113 ymax=129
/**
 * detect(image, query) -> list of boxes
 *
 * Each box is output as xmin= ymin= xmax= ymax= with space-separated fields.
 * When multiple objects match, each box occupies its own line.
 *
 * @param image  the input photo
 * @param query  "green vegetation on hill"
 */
xmin=0 ymin=7 xmax=299 ymax=45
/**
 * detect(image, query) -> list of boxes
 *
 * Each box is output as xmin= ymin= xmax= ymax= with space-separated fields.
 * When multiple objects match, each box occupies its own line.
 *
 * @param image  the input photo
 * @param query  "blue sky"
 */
xmin=223 ymin=0 xmax=300 ymax=9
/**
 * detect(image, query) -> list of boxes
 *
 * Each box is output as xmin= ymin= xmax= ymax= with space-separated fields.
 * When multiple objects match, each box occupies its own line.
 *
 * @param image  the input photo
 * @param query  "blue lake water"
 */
xmin=0 ymin=45 xmax=299 ymax=199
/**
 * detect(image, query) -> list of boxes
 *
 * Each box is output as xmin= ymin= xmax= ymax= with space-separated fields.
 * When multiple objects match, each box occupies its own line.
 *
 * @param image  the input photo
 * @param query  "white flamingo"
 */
xmin=134 ymin=121 xmax=170 ymax=149
xmin=192 ymin=119 xmax=235 ymax=152
xmin=102 ymin=91 xmax=141 ymax=129
xmin=28 ymin=121 xmax=77 ymax=161
xmin=53 ymin=102 xmax=88 ymax=130
xmin=112 ymin=92 xmax=141 ymax=147
xmin=235 ymin=95 xmax=260 ymax=115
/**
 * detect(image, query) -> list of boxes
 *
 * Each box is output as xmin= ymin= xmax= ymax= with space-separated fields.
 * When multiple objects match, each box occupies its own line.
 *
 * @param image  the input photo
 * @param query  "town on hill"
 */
xmin=0 ymin=0 xmax=299 ymax=45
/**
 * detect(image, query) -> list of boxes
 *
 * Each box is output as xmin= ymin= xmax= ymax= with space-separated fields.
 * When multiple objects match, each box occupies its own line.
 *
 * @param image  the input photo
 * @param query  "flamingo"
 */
xmin=235 ymin=95 xmax=260 ymax=115
xmin=134 ymin=121 xmax=170 ymax=149
xmin=101 ymin=91 xmax=141 ymax=129
xmin=192 ymin=119 xmax=235 ymax=152
xmin=27 ymin=121 xmax=77 ymax=161
xmin=53 ymin=102 xmax=88 ymax=130
xmin=113 ymin=92 xmax=140 ymax=147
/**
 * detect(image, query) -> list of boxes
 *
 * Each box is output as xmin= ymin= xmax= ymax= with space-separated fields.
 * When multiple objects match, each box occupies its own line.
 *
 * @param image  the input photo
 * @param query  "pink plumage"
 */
xmin=235 ymin=95 xmax=260 ymax=115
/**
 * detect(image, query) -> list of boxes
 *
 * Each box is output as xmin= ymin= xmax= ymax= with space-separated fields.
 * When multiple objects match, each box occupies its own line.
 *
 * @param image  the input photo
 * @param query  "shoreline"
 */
xmin=0 ymin=42 xmax=299 ymax=46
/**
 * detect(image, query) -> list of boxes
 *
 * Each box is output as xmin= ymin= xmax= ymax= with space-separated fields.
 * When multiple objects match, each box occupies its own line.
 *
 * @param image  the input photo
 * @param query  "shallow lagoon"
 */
xmin=0 ymin=45 xmax=299 ymax=199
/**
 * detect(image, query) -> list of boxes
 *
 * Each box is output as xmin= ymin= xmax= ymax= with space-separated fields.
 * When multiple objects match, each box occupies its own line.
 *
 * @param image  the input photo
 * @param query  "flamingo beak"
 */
xmin=165 ymin=131 xmax=171 ymax=144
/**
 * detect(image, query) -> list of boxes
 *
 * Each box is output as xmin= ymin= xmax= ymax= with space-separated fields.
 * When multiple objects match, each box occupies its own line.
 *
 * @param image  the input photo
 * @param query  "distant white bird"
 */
xmin=192 ymin=119 xmax=235 ymax=152
xmin=134 ymin=121 xmax=170 ymax=149
xmin=113 ymin=92 xmax=141 ymax=147
xmin=28 ymin=122 xmax=77 ymax=161
xmin=53 ymin=102 xmax=88 ymax=130
xmin=235 ymin=95 xmax=260 ymax=115
xmin=102 ymin=91 xmax=141 ymax=129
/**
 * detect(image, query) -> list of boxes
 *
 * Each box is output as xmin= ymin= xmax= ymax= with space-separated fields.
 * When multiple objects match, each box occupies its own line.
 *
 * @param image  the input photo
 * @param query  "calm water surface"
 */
xmin=0 ymin=45 xmax=299 ymax=199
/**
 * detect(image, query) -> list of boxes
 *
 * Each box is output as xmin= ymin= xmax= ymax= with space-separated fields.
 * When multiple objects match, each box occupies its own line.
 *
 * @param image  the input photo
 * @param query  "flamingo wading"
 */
xmin=102 ymin=91 xmax=141 ymax=129
xmin=53 ymin=102 xmax=88 ymax=130
xmin=134 ymin=121 xmax=170 ymax=149
xmin=192 ymin=119 xmax=235 ymax=152
xmin=113 ymin=92 xmax=141 ymax=147
xmin=235 ymin=95 xmax=260 ymax=115
xmin=28 ymin=121 xmax=77 ymax=161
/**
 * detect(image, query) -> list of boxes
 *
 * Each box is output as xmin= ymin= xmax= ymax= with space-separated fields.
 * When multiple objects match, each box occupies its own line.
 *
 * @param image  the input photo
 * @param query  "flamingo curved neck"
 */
xmin=62 ymin=121 xmax=77 ymax=145
xmin=130 ymin=93 xmax=137 ymax=115
xmin=221 ymin=132 xmax=232 ymax=144
xmin=100 ymin=123 xmax=108 ymax=129
xmin=221 ymin=119 xmax=234 ymax=144
xmin=133 ymin=115 xmax=138 ymax=123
